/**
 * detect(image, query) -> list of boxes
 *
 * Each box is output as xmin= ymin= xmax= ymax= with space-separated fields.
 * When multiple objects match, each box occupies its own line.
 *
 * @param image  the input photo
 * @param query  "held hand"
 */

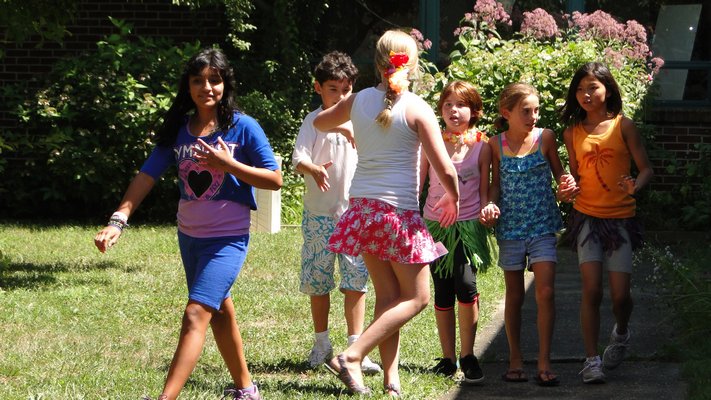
xmin=94 ymin=225 xmax=122 ymax=253
xmin=479 ymin=203 xmax=500 ymax=228
xmin=311 ymin=161 xmax=333 ymax=192
xmin=433 ymin=192 xmax=459 ymax=228
xmin=556 ymin=173 xmax=580 ymax=203
xmin=194 ymin=137 xmax=234 ymax=170
xmin=618 ymin=175 xmax=636 ymax=196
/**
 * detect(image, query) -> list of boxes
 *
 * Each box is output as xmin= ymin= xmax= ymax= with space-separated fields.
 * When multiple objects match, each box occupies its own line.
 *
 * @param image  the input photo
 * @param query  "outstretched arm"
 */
xmin=313 ymin=94 xmax=355 ymax=132
xmin=410 ymin=99 xmax=459 ymax=227
xmin=418 ymin=150 xmax=430 ymax=197
xmin=94 ymin=172 xmax=155 ymax=253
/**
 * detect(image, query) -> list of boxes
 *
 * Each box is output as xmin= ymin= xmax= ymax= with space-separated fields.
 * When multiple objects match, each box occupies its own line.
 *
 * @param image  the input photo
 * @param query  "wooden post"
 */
xmin=250 ymin=155 xmax=282 ymax=233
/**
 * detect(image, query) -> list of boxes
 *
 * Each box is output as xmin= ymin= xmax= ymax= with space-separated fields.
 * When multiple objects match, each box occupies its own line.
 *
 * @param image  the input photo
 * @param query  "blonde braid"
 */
xmin=376 ymin=85 xmax=397 ymax=128
xmin=373 ymin=30 xmax=418 ymax=129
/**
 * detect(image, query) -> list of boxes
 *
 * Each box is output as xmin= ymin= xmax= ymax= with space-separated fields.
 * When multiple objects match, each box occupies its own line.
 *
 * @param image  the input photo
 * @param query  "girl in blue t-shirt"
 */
xmin=94 ymin=48 xmax=282 ymax=400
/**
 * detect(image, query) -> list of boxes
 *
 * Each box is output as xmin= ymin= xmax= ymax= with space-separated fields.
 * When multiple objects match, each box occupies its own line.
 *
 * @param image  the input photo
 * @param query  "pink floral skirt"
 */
xmin=328 ymin=197 xmax=441 ymax=264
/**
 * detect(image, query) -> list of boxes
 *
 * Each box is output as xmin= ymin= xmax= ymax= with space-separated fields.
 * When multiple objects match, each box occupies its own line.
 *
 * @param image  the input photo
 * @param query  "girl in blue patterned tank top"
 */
xmin=480 ymin=83 xmax=578 ymax=387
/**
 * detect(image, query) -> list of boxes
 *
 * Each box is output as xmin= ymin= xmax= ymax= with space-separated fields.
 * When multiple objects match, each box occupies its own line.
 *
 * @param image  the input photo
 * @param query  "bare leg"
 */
xmin=503 ymin=270 xmax=525 ymax=371
xmin=531 ymin=261 xmax=556 ymax=373
xmin=435 ymin=307 xmax=457 ymax=361
xmin=335 ymin=253 xmax=430 ymax=390
xmin=310 ymin=294 xmax=330 ymax=333
xmin=580 ymin=261 xmax=603 ymax=357
xmin=343 ymin=289 xmax=366 ymax=336
xmin=458 ymin=299 xmax=478 ymax=357
xmin=211 ymin=297 xmax=253 ymax=389
xmin=160 ymin=301 xmax=213 ymax=400
xmin=608 ymin=271 xmax=633 ymax=335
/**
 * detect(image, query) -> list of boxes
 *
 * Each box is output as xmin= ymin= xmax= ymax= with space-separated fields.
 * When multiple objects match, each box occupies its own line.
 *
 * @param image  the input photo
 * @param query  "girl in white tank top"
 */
xmin=313 ymin=30 xmax=459 ymax=396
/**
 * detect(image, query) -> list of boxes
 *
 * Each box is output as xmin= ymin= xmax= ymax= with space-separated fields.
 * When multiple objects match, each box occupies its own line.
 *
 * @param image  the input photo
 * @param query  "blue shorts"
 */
xmin=178 ymin=231 xmax=249 ymax=310
xmin=300 ymin=210 xmax=369 ymax=296
xmin=497 ymin=234 xmax=557 ymax=271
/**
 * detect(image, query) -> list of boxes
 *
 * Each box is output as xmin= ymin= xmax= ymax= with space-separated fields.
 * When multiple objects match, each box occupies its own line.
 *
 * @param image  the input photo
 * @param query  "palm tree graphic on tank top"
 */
xmin=583 ymin=144 xmax=614 ymax=191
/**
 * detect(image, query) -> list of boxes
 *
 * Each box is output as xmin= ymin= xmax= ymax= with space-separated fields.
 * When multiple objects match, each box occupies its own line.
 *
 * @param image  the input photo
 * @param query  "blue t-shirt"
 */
xmin=140 ymin=111 xmax=279 ymax=237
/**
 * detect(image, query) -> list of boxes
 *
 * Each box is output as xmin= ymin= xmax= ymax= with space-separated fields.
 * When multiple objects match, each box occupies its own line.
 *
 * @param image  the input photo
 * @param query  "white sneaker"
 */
xmin=361 ymin=355 xmax=382 ymax=375
xmin=603 ymin=324 xmax=630 ymax=370
xmin=308 ymin=342 xmax=333 ymax=368
xmin=580 ymin=355 xmax=606 ymax=384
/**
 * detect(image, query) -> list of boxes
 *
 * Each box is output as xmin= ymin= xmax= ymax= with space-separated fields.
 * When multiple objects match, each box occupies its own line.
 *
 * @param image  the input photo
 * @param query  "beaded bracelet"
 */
xmin=107 ymin=219 xmax=126 ymax=231
xmin=108 ymin=212 xmax=129 ymax=231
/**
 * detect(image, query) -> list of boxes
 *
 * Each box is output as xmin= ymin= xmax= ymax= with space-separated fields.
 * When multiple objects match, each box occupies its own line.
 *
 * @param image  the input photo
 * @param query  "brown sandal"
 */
xmin=384 ymin=383 xmax=401 ymax=397
xmin=535 ymin=370 xmax=560 ymax=386
xmin=324 ymin=354 xmax=371 ymax=395
xmin=501 ymin=368 xmax=528 ymax=382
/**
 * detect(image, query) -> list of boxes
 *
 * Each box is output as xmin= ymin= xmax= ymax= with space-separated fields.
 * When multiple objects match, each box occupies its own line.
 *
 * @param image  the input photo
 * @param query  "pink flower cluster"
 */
xmin=520 ymin=8 xmax=559 ymax=40
xmin=410 ymin=28 xmax=433 ymax=51
xmin=570 ymin=10 xmax=650 ymax=61
xmin=471 ymin=0 xmax=511 ymax=27
xmin=649 ymin=57 xmax=665 ymax=75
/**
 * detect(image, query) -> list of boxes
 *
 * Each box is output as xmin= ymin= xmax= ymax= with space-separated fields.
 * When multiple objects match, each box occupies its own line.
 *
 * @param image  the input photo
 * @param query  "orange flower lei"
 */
xmin=385 ymin=51 xmax=410 ymax=95
xmin=442 ymin=129 xmax=486 ymax=145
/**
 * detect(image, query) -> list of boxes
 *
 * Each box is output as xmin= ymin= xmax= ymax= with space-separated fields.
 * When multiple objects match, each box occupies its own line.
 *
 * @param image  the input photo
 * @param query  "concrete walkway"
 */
xmin=440 ymin=248 xmax=687 ymax=400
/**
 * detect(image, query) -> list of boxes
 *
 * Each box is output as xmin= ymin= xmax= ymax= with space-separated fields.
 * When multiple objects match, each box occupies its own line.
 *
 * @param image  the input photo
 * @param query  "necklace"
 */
xmin=190 ymin=115 xmax=219 ymax=137
xmin=442 ymin=129 xmax=484 ymax=145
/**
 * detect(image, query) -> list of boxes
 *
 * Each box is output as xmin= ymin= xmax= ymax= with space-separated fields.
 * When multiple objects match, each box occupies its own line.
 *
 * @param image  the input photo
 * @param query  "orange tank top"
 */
xmin=572 ymin=115 xmax=635 ymax=218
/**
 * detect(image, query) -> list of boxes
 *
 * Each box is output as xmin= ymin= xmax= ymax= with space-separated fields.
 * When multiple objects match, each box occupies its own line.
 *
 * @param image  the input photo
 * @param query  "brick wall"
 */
xmin=0 ymin=0 xmax=227 ymax=128
xmin=645 ymin=107 xmax=711 ymax=193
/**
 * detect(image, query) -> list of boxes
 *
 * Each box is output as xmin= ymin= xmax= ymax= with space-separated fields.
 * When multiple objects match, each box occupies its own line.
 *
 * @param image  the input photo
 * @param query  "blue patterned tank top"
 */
xmin=496 ymin=128 xmax=562 ymax=240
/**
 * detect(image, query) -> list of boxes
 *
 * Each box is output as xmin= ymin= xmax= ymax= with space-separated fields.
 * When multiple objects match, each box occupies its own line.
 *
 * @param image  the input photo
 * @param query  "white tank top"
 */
xmin=348 ymin=87 xmax=421 ymax=210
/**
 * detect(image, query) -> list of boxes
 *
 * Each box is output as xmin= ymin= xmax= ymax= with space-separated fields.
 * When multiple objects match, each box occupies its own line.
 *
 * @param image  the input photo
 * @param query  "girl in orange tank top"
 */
xmin=559 ymin=62 xmax=653 ymax=384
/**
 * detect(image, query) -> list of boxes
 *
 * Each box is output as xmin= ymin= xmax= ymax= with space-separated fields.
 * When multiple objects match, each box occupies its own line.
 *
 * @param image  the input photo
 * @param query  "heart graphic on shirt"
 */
xmin=187 ymin=170 xmax=213 ymax=198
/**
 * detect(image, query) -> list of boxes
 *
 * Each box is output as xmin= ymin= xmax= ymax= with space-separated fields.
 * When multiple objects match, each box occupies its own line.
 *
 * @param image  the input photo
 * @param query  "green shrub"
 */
xmin=416 ymin=2 xmax=662 ymax=138
xmin=1 ymin=15 xmax=310 ymax=225
xmin=413 ymin=1 xmax=663 ymax=224
xmin=640 ymin=243 xmax=711 ymax=398
xmin=653 ymin=143 xmax=711 ymax=231
xmin=0 ymin=18 xmax=200 ymax=221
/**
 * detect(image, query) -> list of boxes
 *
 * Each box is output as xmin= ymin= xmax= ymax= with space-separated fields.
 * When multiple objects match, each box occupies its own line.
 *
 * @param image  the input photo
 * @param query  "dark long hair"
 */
xmin=155 ymin=48 xmax=238 ymax=146
xmin=559 ymin=62 xmax=623 ymax=126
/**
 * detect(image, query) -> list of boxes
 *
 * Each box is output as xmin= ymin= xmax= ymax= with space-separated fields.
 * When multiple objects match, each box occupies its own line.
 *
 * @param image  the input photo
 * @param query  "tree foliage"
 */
xmin=173 ymin=0 xmax=255 ymax=50
xmin=0 ymin=19 xmax=200 ymax=220
xmin=0 ymin=0 xmax=77 ymax=57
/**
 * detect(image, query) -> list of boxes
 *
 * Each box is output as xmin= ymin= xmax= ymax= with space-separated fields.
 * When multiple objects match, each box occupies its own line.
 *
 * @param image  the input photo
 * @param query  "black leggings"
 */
xmin=430 ymin=241 xmax=478 ymax=310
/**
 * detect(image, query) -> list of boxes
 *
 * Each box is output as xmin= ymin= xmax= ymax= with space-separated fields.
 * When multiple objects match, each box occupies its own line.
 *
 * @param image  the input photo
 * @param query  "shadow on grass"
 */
xmin=0 ymin=259 xmax=126 ymax=290
xmin=182 ymin=358 xmax=345 ymax=397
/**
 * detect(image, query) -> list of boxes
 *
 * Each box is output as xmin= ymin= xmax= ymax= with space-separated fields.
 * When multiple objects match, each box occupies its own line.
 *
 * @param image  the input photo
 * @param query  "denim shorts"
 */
xmin=577 ymin=219 xmax=633 ymax=273
xmin=300 ymin=210 xmax=369 ymax=296
xmin=178 ymin=231 xmax=249 ymax=310
xmin=497 ymin=234 xmax=558 ymax=271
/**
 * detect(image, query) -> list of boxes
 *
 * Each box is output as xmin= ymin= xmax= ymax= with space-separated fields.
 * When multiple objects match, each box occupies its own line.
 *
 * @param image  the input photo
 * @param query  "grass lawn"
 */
xmin=0 ymin=223 xmax=505 ymax=399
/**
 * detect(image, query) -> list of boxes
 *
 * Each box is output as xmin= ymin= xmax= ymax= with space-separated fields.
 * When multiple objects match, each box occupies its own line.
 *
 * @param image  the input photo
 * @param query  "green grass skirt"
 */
xmin=425 ymin=218 xmax=495 ymax=278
